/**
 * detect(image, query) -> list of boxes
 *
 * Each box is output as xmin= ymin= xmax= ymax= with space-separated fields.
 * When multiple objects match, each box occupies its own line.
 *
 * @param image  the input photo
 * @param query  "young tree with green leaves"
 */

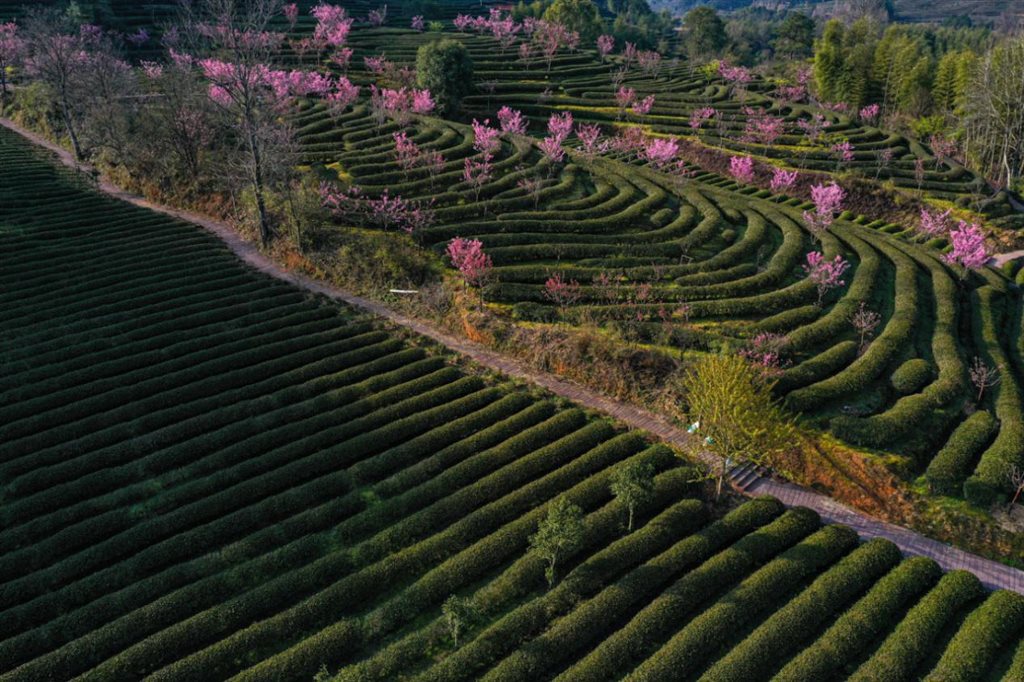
xmin=416 ymin=37 xmax=473 ymax=116
xmin=679 ymin=353 xmax=796 ymax=500
xmin=543 ymin=0 xmax=604 ymax=42
xmin=683 ymin=6 xmax=726 ymax=62
xmin=442 ymin=595 xmax=477 ymax=648
xmin=610 ymin=460 xmax=655 ymax=532
xmin=774 ymin=11 xmax=814 ymax=58
xmin=529 ymin=496 xmax=585 ymax=587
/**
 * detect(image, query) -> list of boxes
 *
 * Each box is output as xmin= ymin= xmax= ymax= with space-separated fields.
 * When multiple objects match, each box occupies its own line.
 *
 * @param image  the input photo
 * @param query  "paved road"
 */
xmin=5 ymin=117 xmax=1023 ymax=593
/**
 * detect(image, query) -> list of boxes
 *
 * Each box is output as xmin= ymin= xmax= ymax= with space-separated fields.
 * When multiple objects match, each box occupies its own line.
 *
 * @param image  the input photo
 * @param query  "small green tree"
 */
xmin=679 ymin=353 xmax=796 ymax=500
xmin=416 ymin=38 xmax=473 ymax=116
xmin=774 ymin=11 xmax=814 ymax=58
xmin=441 ymin=595 xmax=477 ymax=648
xmin=542 ymin=0 xmax=604 ymax=42
xmin=683 ymin=6 xmax=726 ymax=62
xmin=529 ymin=496 xmax=585 ymax=587
xmin=610 ymin=460 xmax=655 ymax=532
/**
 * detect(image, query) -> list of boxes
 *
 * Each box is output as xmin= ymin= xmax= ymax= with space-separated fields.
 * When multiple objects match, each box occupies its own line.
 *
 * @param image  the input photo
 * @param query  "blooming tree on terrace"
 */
xmin=533 ymin=20 xmax=577 ymax=72
xmin=596 ymin=34 xmax=614 ymax=61
xmin=539 ymin=134 xmax=566 ymax=165
xmin=547 ymin=111 xmax=574 ymax=140
xmin=543 ymin=272 xmax=582 ymax=312
xmin=729 ymin=155 xmax=755 ymax=184
xmin=367 ymin=5 xmax=387 ymax=27
xmin=918 ymin=207 xmax=953 ymax=239
xmin=471 ymin=118 xmax=501 ymax=156
xmin=622 ymin=41 xmax=637 ymax=68
xmin=644 ymin=137 xmax=679 ymax=170
xmin=636 ymin=50 xmax=661 ymax=77
xmin=802 ymin=182 xmax=845 ymax=240
xmin=803 ymin=251 xmax=850 ymax=306
xmin=770 ymin=167 xmax=798 ymax=193
xmin=850 ymin=301 xmax=881 ymax=354
xmin=283 ymin=3 xmax=299 ymax=29
xmin=631 ymin=94 xmax=655 ymax=119
xmin=689 ymin=107 xmax=716 ymax=130
xmin=447 ymin=237 xmax=493 ymax=290
xmin=740 ymin=332 xmax=789 ymax=377
xmin=0 ymin=22 xmax=24 ymax=107
xmin=463 ymin=156 xmax=492 ymax=201
xmin=311 ymin=2 xmax=353 ymax=64
xmin=743 ymin=107 xmax=784 ymax=147
xmin=325 ymin=76 xmax=359 ymax=117
xmin=615 ymin=86 xmax=635 ymax=119
xmin=576 ymin=123 xmax=602 ymax=156
xmin=797 ymin=113 xmax=830 ymax=144
xmin=831 ymin=140 xmax=854 ymax=165
xmin=945 ymin=221 xmax=988 ymax=280
xmin=497 ymin=106 xmax=527 ymax=135
xmin=411 ymin=15 xmax=425 ymax=32
xmin=859 ymin=103 xmax=880 ymax=125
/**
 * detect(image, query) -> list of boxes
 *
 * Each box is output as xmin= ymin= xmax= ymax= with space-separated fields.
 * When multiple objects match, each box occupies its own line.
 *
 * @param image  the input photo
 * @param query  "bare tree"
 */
xmin=850 ymin=301 xmax=881 ymax=354
xmin=969 ymin=356 xmax=1001 ymax=403
xmin=1007 ymin=463 xmax=1024 ymax=510
xmin=962 ymin=37 xmax=1024 ymax=192
xmin=175 ymin=0 xmax=290 ymax=245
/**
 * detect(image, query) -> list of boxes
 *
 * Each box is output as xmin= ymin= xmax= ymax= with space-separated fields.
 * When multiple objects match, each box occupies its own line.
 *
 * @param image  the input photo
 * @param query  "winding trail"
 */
xmin=4 ymin=117 xmax=1023 ymax=593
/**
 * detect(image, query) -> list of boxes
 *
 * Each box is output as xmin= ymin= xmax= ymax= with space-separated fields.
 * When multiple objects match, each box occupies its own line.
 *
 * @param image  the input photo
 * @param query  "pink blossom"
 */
xmin=497 ymin=106 xmax=527 ymax=135
xmin=631 ymin=95 xmax=655 ymax=117
xmin=539 ymin=135 xmax=566 ymax=164
xmin=518 ymin=41 xmax=533 ymax=62
xmin=644 ymin=137 xmax=679 ymax=169
xmin=945 ymin=221 xmax=988 ymax=278
xmin=615 ymin=86 xmax=636 ymax=117
xmin=393 ymin=131 xmax=420 ymax=173
xmin=410 ymin=88 xmax=434 ymax=114
xmin=447 ymin=237 xmax=493 ymax=287
xmin=543 ymin=272 xmax=582 ymax=309
xmin=859 ymin=103 xmax=880 ymax=124
xmin=689 ymin=107 xmax=716 ymax=130
xmin=729 ymin=156 xmax=755 ymax=184
xmin=411 ymin=15 xmax=425 ymax=31
xmin=326 ymin=77 xmax=359 ymax=116
xmin=454 ymin=15 xmax=473 ymax=31
xmin=141 ymin=61 xmax=163 ymax=79
xmin=770 ymin=167 xmax=799 ymax=193
xmin=803 ymin=251 xmax=850 ymax=305
xmin=126 ymin=28 xmax=149 ymax=47
xmin=742 ymin=107 xmax=784 ymax=146
xmin=775 ymin=84 xmax=806 ymax=103
xmin=364 ymin=55 xmax=389 ymax=74
xmin=283 ymin=3 xmax=299 ymax=28
xmin=208 ymin=84 xmax=234 ymax=107
xmin=330 ymin=47 xmax=353 ymax=71
xmin=831 ymin=140 xmax=855 ymax=163
xmin=547 ymin=111 xmax=573 ymax=141
xmin=472 ymin=118 xmax=502 ymax=156
xmin=596 ymin=34 xmax=614 ymax=60
xmin=607 ymin=127 xmax=646 ymax=158
xmin=718 ymin=61 xmax=751 ymax=86
xmin=740 ymin=332 xmax=789 ymax=376
xmin=636 ymin=50 xmax=661 ymax=77
xmin=623 ymin=41 xmax=637 ymax=67
xmin=367 ymin=5 xmax=387 ymax=27
xmin=802 ymin=182 xmax=846 ymax=239
xmin=463 ymin=156 xmax=493 ymax=199
xmin=797 ymin=113 xmax=830 ymax=143
xmin=312 ymin=3 xmax=352 ymax=48
xmin=918 ymin=208 xmax=953 ymax=238
xmin=576 ymin=123 xmax=602 ymax=155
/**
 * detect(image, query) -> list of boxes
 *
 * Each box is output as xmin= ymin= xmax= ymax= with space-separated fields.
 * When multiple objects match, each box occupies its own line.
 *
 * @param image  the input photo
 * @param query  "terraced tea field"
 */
xmin=5 ymin=96 xmax=1024 ymax=682
xmin=293 ymin=25 xmax=1024 ymax=508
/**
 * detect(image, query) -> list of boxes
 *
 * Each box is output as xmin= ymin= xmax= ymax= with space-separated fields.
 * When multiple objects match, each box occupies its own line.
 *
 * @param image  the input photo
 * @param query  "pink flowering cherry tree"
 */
xmin=918 ymin=207 xmax=953 ymax=239
xmin=644 ymin=137 xmax=679 ymax=170
xmin=463 ymin=156 xmax=492 ymax=201
xmin=0 ymin=22 xmax=25 ymax=107
xmin=945 ymin=221 xmax=988 ymax=280
xmin=770 ymin=167 xmax=799 ymax=194
xmin=447 ymin=237 xmax=493 ymax=294
xmin=803 ymin=182 xmax=845 ymax=240
xmin=576 ymin=122 xmax=602 ymax=156
xmin=615 ymin=86 xmax=635 ymax=119
xmin=803 ymin=251 xmax=850 ymax=306
xmin=543 ymin=272 xmax=582 ymax=313
xmin=729 ymin=155 xmax=755 ymax=184
xmin=631 ymin=94 xmax=655 ymax=119
xmin=596 ymin=34 xmax=614 ymax=62
xmin=689 ymin=107 xmax=716 ymax=131
xmin=497 ymin=106 xmax=527 ymax=135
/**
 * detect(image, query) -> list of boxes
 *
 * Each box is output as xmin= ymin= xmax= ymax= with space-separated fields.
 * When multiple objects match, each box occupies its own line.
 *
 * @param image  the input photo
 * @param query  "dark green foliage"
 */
xmin=416 ymin=38 xmax=474 ymax=116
